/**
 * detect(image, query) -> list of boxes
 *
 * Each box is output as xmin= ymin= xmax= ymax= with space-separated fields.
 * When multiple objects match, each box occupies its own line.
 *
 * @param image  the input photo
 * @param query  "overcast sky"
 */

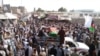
xmin=0 ymin=0 xmax=100 ymax=12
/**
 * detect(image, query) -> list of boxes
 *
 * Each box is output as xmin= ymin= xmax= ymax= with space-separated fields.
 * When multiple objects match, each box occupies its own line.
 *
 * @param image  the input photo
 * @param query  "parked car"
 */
xmin=63 ymin=37 xmax=89 ymax=55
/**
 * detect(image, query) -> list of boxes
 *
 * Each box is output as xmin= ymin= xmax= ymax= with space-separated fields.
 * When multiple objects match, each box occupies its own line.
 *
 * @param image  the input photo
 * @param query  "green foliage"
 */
xmin=58 ymin=7 xmax=67 ymax=12
xmin=36 ymin=8 xmax=44 ymax=12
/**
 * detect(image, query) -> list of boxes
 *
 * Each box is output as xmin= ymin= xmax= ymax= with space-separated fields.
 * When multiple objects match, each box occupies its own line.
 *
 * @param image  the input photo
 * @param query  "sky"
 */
xmin=0 ymin=0 xmax=100 ymax=12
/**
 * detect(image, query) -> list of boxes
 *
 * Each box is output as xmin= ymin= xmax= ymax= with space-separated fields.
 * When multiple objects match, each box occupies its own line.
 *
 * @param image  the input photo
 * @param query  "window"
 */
xmin=66 ymin=41 xmax=76 ymax=47
xmin=98 ymin=14 xmax=100 ymax=17
xmin=85 ymin=14 xmax=88 ymax=16
xmin=80 ymin=14 xmax=83 ymax=17
xmin=89 ymin=14 xmax=92 ymax=16
xmin=93 ymin=14 xmax=97 ymax=17
xmin=68 ymin=13 xmax=72 ymax=15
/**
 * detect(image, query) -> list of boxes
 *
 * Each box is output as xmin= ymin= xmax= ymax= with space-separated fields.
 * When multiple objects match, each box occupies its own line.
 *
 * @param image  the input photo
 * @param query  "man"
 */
xmin=89 ymin=41 xmax=96 ymax=56
xmin=0 ymin=27 xmax=2 ymax=42
xmin=38 ymin=28 xmax=45 ymax=41
xmin=28 ymin=43 xmax=33 ymax=56
xmin=40 ymin=48 xmax=46 ymax=56
xmin=98 ymin=50 xmax=100 ymax=56
xmin=48 ymin=45 xmax=57 ymax=56
xmin=0 ymin=41 xmax=6 ymax=56
xmin=71 ymin=48 xmax=79 ymax=56
xmin=58 ymin=27 xmax=65 ymax=45
xmin=56 ymin=45 xmax=64 ymax=56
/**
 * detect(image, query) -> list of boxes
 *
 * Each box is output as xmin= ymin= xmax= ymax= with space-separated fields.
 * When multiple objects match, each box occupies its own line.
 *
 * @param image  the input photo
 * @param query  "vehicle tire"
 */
xmin=79 ymin=52 xmax=87 ymax=56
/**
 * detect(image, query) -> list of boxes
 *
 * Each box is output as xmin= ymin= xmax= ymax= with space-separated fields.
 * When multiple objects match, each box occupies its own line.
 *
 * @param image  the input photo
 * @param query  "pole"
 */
xmin=1 ymin=0 xmax=4 ymax=13
xmin=0 ymin=0 xmax=3 ymax=42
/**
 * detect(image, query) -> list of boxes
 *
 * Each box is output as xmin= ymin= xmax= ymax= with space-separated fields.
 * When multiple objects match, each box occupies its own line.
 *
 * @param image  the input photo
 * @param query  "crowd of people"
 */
xmin=0 ymin=16 xmax=100 ymax=56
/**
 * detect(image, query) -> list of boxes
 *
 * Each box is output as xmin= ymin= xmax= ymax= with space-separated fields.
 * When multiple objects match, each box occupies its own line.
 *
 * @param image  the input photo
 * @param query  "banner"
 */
xmin=84 ymin=16 xmax=92 ymax=28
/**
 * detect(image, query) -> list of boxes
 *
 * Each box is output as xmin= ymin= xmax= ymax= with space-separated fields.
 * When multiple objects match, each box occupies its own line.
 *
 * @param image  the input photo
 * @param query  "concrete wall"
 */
xmin=72 ymin=19 xmax=100 ymax=25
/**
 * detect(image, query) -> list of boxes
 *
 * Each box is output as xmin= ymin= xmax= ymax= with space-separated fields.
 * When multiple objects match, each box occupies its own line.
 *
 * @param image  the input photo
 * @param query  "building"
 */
xmin=0 ymin=4 xmax=27 ymax=18
xmin=69 ymin=10 xmax=100 ymax=19
xmin=34 ymin=10 xmax=100 ymax=19
xmin=33 ymin=11 xmax=69 ymax=20
xmin=32 ymin=10 xmax=100 ymax=24
xmin=11 ymin=7 xmax=18 ymax=14
xmin=18 ymin=6 xmax=27 ymax=14
xmin=69 ymin=10 xmax=100 ymax=24
xmin=10 ymin=6 xmax=27 ymax=18
xmin=11 ymin=6 xmax=27 ymax=14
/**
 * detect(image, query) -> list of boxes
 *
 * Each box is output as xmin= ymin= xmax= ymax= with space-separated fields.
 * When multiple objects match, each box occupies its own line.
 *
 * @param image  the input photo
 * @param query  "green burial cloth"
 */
xmin=49 ymin=32 xmax=58 ymax=38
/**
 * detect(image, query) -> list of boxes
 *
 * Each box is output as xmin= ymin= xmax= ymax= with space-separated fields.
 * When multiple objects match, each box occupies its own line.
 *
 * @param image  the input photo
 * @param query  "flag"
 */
xmin=89 ymin=27 xmax=95 ymax=32
xmin=89 ymin=21 xmax=95 ymax=32
xmin=49 ymin=27 xmax=58 ymax=38
xmin=84 ymin=16 xmax=92 ymax=28
xmin=49 ymin=32 xmax=58 ymax=38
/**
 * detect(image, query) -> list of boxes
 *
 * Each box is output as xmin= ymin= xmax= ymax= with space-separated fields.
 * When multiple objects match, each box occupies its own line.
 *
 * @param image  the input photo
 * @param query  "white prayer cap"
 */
xmin=41 ymin=48 xmax=45 ymax=50
xmin=50 ymin=55 xmax=54 ymax=56
xmin=4 ymin=44 xmax=8 ymax=49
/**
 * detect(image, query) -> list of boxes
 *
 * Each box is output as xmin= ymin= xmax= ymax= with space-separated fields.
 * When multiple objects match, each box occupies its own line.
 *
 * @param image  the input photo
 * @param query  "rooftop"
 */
xmin=70 ymin=9 xmax=94 ymax=12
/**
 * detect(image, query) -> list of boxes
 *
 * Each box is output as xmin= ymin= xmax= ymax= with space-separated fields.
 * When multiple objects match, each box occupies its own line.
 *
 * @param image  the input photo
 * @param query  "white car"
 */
xmin=63 ymin=37 xmax=89 ymax=55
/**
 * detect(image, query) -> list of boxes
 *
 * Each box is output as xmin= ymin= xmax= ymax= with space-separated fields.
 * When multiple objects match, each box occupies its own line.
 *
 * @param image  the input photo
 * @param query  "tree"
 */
xmin=40 ymin=14 xmax=49 ymax=20
xmin=58 ymin=7 xmax=67 ymax=12
xmin=36 ymin=8 xmax=44 ymax=12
